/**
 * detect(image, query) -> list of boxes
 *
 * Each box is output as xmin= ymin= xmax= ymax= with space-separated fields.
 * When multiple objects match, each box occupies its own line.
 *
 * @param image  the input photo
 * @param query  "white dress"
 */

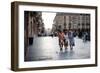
xmin=64 ymin=34 xmax=68 ymax=43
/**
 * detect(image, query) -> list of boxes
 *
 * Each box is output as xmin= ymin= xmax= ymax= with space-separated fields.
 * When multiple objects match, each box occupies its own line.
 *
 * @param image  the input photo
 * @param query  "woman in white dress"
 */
xmin=64 ymin=31 xmax=69 ymax=50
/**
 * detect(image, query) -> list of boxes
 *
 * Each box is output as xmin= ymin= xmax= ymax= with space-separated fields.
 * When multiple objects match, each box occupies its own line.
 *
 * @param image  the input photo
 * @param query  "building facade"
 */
xmin=52 ymin=13 xmax=90 ymax=32
xmin=24 ymin=11 xmax=44 ymax=55
xmin=24 ymin=11 xmax=44 ymax=37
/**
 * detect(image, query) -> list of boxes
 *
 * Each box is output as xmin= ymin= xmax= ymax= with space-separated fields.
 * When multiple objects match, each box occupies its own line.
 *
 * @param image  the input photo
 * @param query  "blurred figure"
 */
xmin=68 ymin=30 xmax=75 ymax=50
xmin=51 ymin=32 xmax=54 ymax=37
xmin=58 ymin=30 xmax=65 ymax=51
xmin=64 ymin=31 xmax=69 ymax=51
xmin=83 ymin=32 xmax=88 ymax=42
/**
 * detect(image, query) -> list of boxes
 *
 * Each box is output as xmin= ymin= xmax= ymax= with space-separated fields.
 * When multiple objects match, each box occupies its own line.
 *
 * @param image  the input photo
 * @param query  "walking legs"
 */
xmin=59 ymin=39 xmax=63 ymax=51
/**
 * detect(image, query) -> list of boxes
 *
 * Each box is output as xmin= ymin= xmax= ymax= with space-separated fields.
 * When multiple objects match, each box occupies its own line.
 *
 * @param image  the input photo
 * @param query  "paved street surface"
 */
xmin=25 ymin=36 xmax=90 ymax=61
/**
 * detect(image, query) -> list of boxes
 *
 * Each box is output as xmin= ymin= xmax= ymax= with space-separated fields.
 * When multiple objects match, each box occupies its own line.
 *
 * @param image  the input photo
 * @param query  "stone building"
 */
xmin=24 ymin=11 xmax=44 ymax=56
xmin=52 ymin=13 xmax=90 ymax=32
xmin=24 ymin=11 xmax=44 ymax=37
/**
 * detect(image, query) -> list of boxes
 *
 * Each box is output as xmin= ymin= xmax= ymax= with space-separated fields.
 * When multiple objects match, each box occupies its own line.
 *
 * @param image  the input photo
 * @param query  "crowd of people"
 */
xmin=58 ymin=30 xmax=75 ymax=51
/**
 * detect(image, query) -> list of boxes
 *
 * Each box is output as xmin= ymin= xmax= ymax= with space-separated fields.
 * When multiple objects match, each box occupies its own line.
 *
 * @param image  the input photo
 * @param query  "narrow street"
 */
xmin=25 ymin=36 xmax=90 ymax=61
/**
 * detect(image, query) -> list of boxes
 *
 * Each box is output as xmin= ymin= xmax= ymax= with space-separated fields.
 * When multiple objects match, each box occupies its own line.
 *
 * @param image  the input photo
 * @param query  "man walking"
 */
xmin=68 ymin=30 xmax=75 ymax=50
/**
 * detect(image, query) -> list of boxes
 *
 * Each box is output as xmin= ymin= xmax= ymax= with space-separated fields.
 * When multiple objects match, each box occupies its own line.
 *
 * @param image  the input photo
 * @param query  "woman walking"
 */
xmin=58 ymin=30 xmax=65 ymax=51
xmin=64 ymin=31 xmax=69 ymax=51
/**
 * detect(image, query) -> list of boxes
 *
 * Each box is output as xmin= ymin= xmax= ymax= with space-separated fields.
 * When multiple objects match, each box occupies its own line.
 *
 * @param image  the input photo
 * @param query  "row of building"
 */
xmin=52 ymin=13 xmax=90 ymax=32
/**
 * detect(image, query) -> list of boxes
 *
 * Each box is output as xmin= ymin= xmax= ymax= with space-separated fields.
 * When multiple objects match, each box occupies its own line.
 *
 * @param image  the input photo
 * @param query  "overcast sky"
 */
xmin=42 ymin=12 xmax=56 ymax=30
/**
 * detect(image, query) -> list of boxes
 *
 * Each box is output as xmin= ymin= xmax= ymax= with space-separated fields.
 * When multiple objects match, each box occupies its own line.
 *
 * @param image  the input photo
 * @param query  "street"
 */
xmin=25 ymin=36 xmax=90 ymax=61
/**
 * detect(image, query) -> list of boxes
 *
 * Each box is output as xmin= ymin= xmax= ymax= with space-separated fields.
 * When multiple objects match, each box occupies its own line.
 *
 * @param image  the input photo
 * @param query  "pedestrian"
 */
xmin=51 ymin=32 xmax=54 ymax=38
xmin=83 ymin=32 xmax=88 ymax=42
xmin=64 ymin=31 xmax=69 ymax=51
xmin=68 ymin=30 xmax=75 ymax=50
xmin=58 ymin=30 xmax=64 ymax=51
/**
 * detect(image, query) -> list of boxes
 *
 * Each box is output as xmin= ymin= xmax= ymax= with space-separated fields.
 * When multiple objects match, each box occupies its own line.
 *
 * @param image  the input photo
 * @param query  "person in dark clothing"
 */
xmin=68 ymin=30 xmax=75 ymax=50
